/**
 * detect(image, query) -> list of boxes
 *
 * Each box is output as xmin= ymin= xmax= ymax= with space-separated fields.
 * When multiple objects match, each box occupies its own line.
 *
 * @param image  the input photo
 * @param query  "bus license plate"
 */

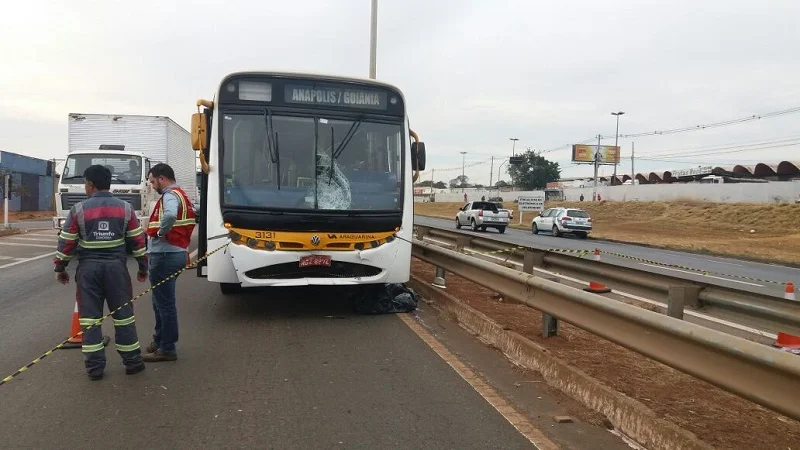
xmin=299 ymin=255 xmax=332 ymax=268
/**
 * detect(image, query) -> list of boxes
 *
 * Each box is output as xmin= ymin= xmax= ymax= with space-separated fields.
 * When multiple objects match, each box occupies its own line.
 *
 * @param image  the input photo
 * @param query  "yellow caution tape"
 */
xmin=0 ymin=243 xmax=230 ymax=387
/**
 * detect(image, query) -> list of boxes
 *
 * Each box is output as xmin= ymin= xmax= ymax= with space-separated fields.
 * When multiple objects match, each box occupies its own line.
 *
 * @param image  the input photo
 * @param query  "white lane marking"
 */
xmin=0 ymin=255 xmax=26 ymax=261
xmin=4 ymin=237 xmax=58 ymax=242
xmin=0 ymin=252 xmax=56 ymax=270
xmin=0 ymin=242 xmax=54 ymax=249
xmin=476 ymin=253 xmax=779 ymax=340
xmin=639 ymin=263 xmax=763 ymax=287
xmin=398 ymin=314 xmax=560 ymax=450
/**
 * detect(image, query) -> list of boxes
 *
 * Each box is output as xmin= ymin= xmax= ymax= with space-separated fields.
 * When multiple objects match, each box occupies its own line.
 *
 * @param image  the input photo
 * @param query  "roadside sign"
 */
xmin=517 ymin=192 xmax=545 ymax=224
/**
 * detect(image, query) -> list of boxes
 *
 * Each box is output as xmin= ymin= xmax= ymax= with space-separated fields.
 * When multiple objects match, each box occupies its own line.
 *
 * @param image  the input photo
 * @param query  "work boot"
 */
xmin=145 ymin=342 xmax=158 ymax=353
xmin=125 ymin=362 xmax=146 ymax=375
xmin=142 ymin=350 xmax=177 ymax=362
xmin=87 ymin=372 xmax=104 ymax=381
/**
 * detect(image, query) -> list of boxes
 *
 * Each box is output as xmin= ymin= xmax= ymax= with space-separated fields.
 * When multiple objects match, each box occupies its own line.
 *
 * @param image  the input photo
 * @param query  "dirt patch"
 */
xmin=5 ymin=211 xmax=53 ymax=221
xmin=411 ymin=258 xmax=800 ymax=449
xmin=414 ymin=200 xmax=800 ymax=264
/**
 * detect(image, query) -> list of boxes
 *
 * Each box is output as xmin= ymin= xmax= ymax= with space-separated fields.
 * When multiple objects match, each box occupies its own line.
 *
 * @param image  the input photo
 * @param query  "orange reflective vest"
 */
xmin=146 ymin=187 xmax=196 ymax=249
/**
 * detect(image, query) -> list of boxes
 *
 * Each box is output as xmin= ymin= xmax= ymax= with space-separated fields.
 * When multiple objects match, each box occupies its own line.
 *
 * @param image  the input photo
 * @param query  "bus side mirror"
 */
xmin=411 ymin=142 xmax=426 ymax=171
xmin=191 ymin=112 xmax=207 ymax=151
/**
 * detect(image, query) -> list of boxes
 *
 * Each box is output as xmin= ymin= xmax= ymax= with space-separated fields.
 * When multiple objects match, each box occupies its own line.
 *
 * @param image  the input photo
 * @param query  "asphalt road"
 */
xmin=415 ymin=215 xmax=799 ymax=299
xmin=0 ymin=232 xmax=627 ymax=449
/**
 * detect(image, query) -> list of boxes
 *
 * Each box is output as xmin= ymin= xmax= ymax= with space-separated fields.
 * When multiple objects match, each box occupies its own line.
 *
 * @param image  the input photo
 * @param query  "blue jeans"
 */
xmin=149 ymin=251 xmax=187 ymax=354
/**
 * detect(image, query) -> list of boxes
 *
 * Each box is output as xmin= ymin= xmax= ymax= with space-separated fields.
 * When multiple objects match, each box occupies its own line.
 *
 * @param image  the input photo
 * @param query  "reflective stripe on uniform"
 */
xmin=126 ymin=226 xmax=144 ymax=237
xmin=55 ymin=251 xmax=73 ymax=261
xmin=173 ymin=219 xmax=196 ymax=226
xmin=79 ymin=318 xmax=103 ymax=327
xmin=79 ymin=238 xmax=125 ymax=249
xmin=113 ymin=316 xmax=135 ymax=327
xmin=115 ymin=342 xmax=140 ymax=352
xmin=81 ymin=342 xmax=105 ymax=353
xmin=59 ymin=231 xmax=79 ymax=241
xmin=131 ymin=247 xmax=147 ymax=257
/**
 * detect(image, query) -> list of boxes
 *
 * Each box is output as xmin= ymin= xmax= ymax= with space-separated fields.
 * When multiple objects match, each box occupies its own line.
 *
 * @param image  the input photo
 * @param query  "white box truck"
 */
xmin=54 ymin=113 xmax=196 ymax=229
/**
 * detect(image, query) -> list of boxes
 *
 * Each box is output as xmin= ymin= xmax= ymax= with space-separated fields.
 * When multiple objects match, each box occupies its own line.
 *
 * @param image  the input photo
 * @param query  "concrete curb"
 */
xmin=410 ymin=275 xmax=713 ymax=450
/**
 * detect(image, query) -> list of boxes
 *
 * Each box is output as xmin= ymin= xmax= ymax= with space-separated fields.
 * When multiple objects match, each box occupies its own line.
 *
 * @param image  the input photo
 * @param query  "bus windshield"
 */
xmin=221 ymin=113 xmax=403 ymax=212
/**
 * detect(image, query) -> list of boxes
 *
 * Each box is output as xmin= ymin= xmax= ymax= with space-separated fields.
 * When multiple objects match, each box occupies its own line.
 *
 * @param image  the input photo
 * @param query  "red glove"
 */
xmin=55 ymin=271 xmax=70 ymax=285
xmin=137 ymin=271 xmax=147 ymax=282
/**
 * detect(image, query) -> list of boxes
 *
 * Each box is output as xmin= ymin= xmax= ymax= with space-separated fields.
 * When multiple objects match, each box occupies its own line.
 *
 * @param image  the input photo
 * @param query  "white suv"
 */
xmin=531 ymin=207 xmax=592 ymax=238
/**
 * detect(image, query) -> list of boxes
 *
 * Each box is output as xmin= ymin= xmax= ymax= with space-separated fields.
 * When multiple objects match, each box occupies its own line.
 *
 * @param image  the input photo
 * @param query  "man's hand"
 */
xmin=55 ymin=271 xmax=70 ymax=285
xmin=137 ymin=271 xmax=148 ymax=282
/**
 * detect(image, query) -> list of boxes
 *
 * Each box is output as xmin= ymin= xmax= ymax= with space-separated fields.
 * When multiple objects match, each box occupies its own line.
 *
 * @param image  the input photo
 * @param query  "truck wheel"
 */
xmin=220 ymin=283 xmax=242 ymax=295
xmin=498 ymin=227 xmax=506 ymax=234
xmin=472 ymin=220 xmax=479 ymax=231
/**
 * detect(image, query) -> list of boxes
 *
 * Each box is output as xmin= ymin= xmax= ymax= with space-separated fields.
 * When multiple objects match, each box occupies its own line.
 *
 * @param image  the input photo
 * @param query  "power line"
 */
xmin=631 ymin=135 xmax=800 ymax=158
xmin=539 ymin=105 xmax=800 ymax=155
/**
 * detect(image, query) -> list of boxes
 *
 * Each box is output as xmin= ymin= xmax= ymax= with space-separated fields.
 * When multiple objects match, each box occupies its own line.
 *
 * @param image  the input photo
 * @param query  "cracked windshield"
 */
xmin=221 ymin=114 xmax=402 ymax=211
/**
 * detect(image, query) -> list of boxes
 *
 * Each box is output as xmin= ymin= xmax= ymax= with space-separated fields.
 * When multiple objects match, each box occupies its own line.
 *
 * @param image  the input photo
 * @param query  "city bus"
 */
xmin=190 ymin=72 xmax=426 ymax=294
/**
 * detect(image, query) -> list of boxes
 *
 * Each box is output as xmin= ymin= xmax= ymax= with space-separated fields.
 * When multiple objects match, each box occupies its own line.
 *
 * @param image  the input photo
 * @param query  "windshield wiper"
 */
xmin=263 ymin=108 xmax=281 ymax=190
xmin=61 ymin=175 xmax=84 ymax=181
xmin=332 ymin=116 xmax=364 ymax=160
xmin=329 ymin=125 xmax=335 ymax=183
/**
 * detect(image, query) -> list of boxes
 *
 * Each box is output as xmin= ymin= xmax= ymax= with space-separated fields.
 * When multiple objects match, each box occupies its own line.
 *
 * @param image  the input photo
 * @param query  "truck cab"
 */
xmin=53 ymin=145 xmax=158 ymax=229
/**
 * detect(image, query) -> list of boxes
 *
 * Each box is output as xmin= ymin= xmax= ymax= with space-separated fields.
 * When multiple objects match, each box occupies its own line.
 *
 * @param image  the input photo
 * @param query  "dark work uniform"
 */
xmin=54 ymin=192 xmax=148 ymax=376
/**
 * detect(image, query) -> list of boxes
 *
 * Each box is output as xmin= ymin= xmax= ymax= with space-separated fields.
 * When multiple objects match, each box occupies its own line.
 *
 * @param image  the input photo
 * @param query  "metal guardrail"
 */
xmin=411 ymin=239 xmax=800 ymax=421
xmin=415 ymin=226 xmax=800 ymax=328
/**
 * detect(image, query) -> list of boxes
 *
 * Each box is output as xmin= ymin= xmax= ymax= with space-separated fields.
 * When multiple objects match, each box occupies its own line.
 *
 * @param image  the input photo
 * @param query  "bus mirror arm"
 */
xmin=410 ymin=129 xmax=426 ymax=182
xmin=192 ymin=100 xmax=214 ymax=174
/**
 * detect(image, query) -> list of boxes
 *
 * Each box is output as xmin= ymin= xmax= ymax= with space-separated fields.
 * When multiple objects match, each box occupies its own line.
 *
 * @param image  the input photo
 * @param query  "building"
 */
xmin=0 ymin=151 xmax=56 ymax=212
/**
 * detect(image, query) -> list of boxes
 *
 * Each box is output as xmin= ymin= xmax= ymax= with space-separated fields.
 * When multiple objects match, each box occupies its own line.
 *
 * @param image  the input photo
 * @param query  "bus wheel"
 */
xmin=220 ymin=283 xmax=242 ymax=295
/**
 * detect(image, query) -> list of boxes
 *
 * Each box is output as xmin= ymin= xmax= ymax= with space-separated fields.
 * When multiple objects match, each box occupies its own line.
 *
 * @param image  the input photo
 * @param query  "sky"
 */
xmin=2 ymin=0 xmax=799 ymax=185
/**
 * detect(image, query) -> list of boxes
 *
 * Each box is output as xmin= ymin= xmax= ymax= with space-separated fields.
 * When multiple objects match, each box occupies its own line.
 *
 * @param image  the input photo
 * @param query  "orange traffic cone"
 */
xmin=61 ymin=301 xmax=83 ymax=349
xmin=593 ymin=248 xmax=601 ymax=261
xmin=584 ymin=281 xmax=611 ymax=294
xmin=785 ymin=282 xmax=796 ymax=301
xmin=60 ymin=301 xmax=111 ymax=350
xmin=774 ymin=332 xmax=800 ymax=355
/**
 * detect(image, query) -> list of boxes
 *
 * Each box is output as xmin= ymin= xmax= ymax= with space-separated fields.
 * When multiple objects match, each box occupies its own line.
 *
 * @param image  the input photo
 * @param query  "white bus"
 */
xmin=191 ymin=72 xmax=426 ymax=294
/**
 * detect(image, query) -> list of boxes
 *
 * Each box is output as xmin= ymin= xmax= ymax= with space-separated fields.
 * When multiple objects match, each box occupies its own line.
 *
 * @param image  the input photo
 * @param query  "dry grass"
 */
xmin=414 ymin=200 xmax=800 ymax=264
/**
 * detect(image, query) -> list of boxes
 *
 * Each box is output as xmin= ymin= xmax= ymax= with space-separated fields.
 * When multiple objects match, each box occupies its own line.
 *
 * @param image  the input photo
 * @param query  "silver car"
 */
xmin=531 ymin=207 xmax=592 ymax=238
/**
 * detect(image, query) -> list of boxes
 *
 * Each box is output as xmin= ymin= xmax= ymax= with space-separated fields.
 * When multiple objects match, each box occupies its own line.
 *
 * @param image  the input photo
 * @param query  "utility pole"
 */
xmin=498 ymin=159 xmax=508 ymax=189
xmin=369 ymin=0 xmax=378 ymax=79
xmin=611 ymin=111 xmax=625 ymax=185
xmin=593 ymin=134 xmax=600 ymax=201
xmin=460 ymin=151 xmax=467 ymax=193
xmin=489 ymin=156 xmax=494 ymax=188
xmin=631 ymin=141 xmax=635 ymax=184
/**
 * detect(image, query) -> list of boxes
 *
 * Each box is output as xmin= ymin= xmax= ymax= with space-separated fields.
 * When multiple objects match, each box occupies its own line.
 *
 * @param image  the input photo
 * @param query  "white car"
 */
xmin=455 ymin=201 xmax=510 ymax=233
xmin=531 ymin=207 xmax=591 ymax=238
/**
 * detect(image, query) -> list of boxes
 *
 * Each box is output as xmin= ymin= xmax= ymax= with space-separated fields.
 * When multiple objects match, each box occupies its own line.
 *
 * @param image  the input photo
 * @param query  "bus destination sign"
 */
xmin=284 ymin=84 xmax=388 ymax=110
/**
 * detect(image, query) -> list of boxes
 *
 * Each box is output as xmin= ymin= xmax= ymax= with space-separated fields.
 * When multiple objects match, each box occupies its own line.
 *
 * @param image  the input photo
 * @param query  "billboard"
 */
xmin=572 ymin=144 xmax=620 ymax=164
xmin=670 ymin=166 xmax=713 ymax=178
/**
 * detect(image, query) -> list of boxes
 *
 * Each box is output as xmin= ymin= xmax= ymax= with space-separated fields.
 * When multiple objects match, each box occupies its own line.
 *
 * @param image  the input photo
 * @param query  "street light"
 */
xmin=509 ymin=138 xmax=519 ymax=156
xmin=460 ymin=151 xmax=467 ymax=192
xmin=498 ymin=159 xmax=509 ymax=188
xmin=369 ymin=0 xmax=378 ymax=79
xmin=611 ymin=111 xmax=625 ymax=185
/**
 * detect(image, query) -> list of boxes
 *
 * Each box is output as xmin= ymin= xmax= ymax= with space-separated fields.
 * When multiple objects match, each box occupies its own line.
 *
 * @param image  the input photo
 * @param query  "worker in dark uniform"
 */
xmin=54 ymin=164 xmax=149 ymax=381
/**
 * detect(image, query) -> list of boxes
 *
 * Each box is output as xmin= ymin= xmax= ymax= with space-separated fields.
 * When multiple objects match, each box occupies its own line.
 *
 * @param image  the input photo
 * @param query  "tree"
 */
xmin=432 ymin=181 xmax=447 ymax=189
xmin=448 ymin=175 xmax=471 ymax=189
xmin=473 ymin=184 xmax=485 ymax=189
xmin=414 ymin=180 xmax=433 ymax=187
xmin=495 ymin=180 xmax=509 ymax=188
xmin=507 ymin=151 xmax=560 ymax=190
